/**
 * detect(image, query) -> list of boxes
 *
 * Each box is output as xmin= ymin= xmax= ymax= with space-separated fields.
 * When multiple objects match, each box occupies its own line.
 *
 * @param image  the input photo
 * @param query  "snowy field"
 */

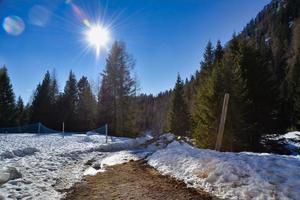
xmin=148 ymin=140 xmax=300 ymax=200
xmin=1 ymin=132 xmax=300 ymax=200
xmin=0 ymin=133 xmax=148 ymax=200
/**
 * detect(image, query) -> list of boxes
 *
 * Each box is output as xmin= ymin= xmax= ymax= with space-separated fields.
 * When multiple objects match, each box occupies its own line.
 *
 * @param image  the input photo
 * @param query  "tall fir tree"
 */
xmin=0 ymin=66 xmax=16 ymax=127
xmin=170 ymin=74 xmax=191 ymax=136
xmin=193 ymin=38 xmax=254 ymax=151
xmin=77 ymin=76 xmax=97 ymax=131
xmin=286 ymin=19 xmax=300 ymax=129
xmin=220 ymin=50 xmax=254 ymax=151
xmin=16 ymin=96 xmax=28 ymax=126
xmin=214 ymin=40 xmax=224 ymax=64
xmin=49 ymin=70 xmax=60 ymax=129
xmin=30 ymin=71 xmax=52 ymax=126
xmin=199 ymin=41 xmax=214 ymax=80
xmin=62 ymin=71 xmax=79 ymax=131
xmin=193 ymin=67 xmax=220 ymax=149
xmin=98 ymin=41 xmax=137 ymax=136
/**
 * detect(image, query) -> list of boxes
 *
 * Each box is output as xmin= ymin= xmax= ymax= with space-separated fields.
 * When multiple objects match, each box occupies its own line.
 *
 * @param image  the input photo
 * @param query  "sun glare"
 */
xmin=85 ymin=25 xmax=110 ymax=57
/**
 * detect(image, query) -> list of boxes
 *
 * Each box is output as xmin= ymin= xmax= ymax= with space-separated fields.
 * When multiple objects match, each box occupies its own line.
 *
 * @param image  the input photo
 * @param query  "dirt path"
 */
xmin=64 ymin=160 xmax=214 ymax=200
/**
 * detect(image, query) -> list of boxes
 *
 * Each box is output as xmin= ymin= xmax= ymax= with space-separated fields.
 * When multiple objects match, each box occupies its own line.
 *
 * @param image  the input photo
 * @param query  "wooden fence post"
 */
xmin=105 ymin=124 xmax=108 ymax=143
xmin=38 ymin=122 xmax=41 ymax=134
xmin=215 ymin=93 xmax=230 ymax=151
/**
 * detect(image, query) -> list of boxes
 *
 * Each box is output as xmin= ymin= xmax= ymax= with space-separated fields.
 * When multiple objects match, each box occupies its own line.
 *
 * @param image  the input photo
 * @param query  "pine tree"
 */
xmin=220 ymin=51 xmax=254 ymax=151
xmin=170 ymin=74 xmax=191 ymax=136
xmin=49 ymin=70 xmax=60 ymax=129
xmin=193 ymin=39 xmax=254 ymax=151
xmin=98 ymin=41 xmax=137 ymax=136
xmin=77 ymin=76 xmax=97 ymax=131
xmin=238 ymin=39 xmax=279 ymax=139
xmin=62 ymin=71 xmax=79 ymax=131
xmin=193 ymin=67 xmax=220 ymax=149
xmin=199 ymin=41 xmax=214 ymax=79
xmin=30 ymin=71 xmax=53 ymax=126
xmin=287 ymin=20 xmax=300 ymax=129
xmin=293 ymin=59 xmax=300 ymax=128
xmin=0 ymin=66 xmax=16 ymax=127
xmin=214 ymin=40 xmax=224 ymax=64
xmin=16 ymin=96 xmax=27 ymax=126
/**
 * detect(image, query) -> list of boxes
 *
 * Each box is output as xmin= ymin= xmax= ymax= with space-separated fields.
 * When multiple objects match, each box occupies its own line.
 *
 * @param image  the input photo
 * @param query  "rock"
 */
xmin=0 ymin=167 xmax=22 ymax=185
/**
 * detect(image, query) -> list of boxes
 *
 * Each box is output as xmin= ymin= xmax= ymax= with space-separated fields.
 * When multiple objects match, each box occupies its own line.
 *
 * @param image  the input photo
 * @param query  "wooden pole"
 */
xmin=62 ymin=122 xmax=65 ymax=133
xmin=62 ymin=122 xmax=65 ymax=138
xmin=215 ymin=93 xmax=230 ymax=151
xmin=105 ymin=124 xmax=108 ymax=143
xmin=38 ymin=122 xmax=41 ymax=134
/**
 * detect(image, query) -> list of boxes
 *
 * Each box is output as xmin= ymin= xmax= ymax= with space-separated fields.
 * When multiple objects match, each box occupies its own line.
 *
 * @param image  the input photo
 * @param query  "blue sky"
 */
xmin=0 ymin=0 xmax=270 ymax=103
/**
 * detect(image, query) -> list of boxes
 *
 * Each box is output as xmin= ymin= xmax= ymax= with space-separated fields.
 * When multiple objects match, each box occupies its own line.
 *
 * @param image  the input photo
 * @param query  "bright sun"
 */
xmin=85 ymin=25 xmax=110 ymax=56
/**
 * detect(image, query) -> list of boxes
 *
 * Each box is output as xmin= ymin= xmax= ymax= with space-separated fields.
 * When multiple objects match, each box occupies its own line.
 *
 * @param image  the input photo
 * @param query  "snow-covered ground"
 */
xmin=0 ymin=133 xmax=151 ymax=200
xmin=1 ymin=132 xmax=300 ymax=200
xmin=264 ymin=131 xmax=300 ymax=154
xmin=280 ymin=131 xmax=300 ymax=151
xmin=148 ymin=140 xmax=300 ymax=200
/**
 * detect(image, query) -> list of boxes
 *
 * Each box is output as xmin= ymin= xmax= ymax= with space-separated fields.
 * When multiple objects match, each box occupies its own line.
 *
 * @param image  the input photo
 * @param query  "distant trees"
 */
xmin=15 ymin=96 xmax=28 ymax=126
xmin=77 ymin=76 xmax=97 ymax=131
xmin=0 ymin=66 xmax=17 ymax=127
xmin=62 ymin=71 xmax=79 ymax=131
xmin=30 ymin=71 xmax=58 ymax=128
xmin=170 ymin=74 xmax=191 ymax=136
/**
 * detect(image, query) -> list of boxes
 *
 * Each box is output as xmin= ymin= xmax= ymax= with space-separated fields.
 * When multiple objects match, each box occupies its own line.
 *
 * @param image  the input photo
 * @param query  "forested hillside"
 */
xmin=1 ymin=0 xmax=299 ymax=152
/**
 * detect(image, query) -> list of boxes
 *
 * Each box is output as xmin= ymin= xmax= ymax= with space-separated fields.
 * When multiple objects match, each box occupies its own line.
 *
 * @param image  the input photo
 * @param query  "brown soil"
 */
xmin=64 ymin=160 xmax=215 ymax=200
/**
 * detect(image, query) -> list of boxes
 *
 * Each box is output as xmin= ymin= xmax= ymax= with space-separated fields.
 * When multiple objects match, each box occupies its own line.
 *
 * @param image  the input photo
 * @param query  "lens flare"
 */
xmin=28 ymin=5 xmax=51 ymax=27
xmin=85 ymin=25 xmax=110 ymax=57
xmin=66 ymin=0 xmax=113 ymax=60
xmin=2 ymin=16 xmax=25 ymax=36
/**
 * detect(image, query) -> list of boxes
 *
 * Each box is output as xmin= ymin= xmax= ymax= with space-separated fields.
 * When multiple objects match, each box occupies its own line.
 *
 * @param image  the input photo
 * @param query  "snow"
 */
xmin=148 ymin=140 xmax=300 ymax=200
xmin=0 ymin=133 xmax=151 ymax=200
xmin=2 ymin=132 xmax=299 ymax=200
xmin=282 ymin=131 xmax=300 ymax=140
xmin=265 ymin=132 xmax=300 ymax=154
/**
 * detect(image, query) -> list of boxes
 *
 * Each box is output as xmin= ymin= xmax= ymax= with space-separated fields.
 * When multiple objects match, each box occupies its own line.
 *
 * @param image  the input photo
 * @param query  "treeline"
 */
xmin=1 ymin=0 xmax=300 ymax=152
xmin=167 ymin=0 xmax=300 ymax=152
xmin=0 ymin=41 xmax=174 ymax=137
xmin=1 ymin=42 xmax=143 ymax=137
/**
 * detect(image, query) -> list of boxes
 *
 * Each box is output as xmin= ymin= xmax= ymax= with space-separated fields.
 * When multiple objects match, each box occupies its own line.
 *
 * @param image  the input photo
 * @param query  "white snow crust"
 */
xmin=148 ymin=140 xmax=300 ymax=200
xmin=0 ymin=133 xmax=149 ymax=200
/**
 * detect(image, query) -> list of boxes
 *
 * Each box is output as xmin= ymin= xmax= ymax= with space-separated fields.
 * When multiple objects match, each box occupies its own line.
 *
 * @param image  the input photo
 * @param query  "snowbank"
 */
xmin=83 ymin=133 xmax=174 ymax=176
xmin=148 ymin=141 xmax=300 ymax=200
xmin=265 ymin=132 xmax=300 ymax=155
xmin=0 ymin=133 xmax=152 ymax=200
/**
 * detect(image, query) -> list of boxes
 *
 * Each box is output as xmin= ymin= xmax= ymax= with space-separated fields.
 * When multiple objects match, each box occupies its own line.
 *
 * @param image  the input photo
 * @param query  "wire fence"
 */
xmin=0 ymin=123 xmax=107 ymax=135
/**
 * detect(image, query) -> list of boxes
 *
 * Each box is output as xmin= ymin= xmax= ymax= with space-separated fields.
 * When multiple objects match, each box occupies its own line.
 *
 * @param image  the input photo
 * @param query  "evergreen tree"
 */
xmin=30 ymin=71 xmax=53 ymax=126
xmin=16 ymin=96 xmax=28 ymax=126
xmin=49 ymin=70 xmax=60 ymax=129
xmin=287 ymin=20 xmax=300 ymax=129
xmin=170 ymin=74 xmax=191 ymax=136
xmin=98 ymin=41 xmax=137 ymax=136
xmin=193 ymin=39 xmax=254 ymax=151
xmin=0 ymin=66 xmax=16 ymax=127
xmin=62 ymin=71 xmax=79 ymax=131
xmin=193 ymin=67 xmax=220 ymax=149
xmin=292 ymin=59 xmax=300 ymax=128
xmin=240 ymin=40 xmax=279 ymax=136
xmin=77 ymin=76 xmax=97 ymax=130
xmin=214 ymin=40 xmax=224 ymax=63
xmin=199 ymin=41 xmax=214 ymax=79
xmin=220 ymin=51 xmax=254 ymax=151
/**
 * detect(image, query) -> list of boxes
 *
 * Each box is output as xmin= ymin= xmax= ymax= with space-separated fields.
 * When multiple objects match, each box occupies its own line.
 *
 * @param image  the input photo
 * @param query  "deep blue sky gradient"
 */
xmin=0 ymin=0 xmax=270 ymax=103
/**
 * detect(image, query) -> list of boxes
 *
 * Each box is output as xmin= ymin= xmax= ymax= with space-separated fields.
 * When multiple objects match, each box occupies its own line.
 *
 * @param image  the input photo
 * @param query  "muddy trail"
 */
xmin=64 ymin=160 xmax=215 ymax=200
